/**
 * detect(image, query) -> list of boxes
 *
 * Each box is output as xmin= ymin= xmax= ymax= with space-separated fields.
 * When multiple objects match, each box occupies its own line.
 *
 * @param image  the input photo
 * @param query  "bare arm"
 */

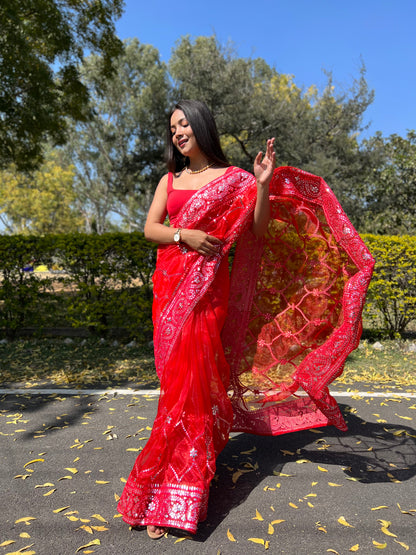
xmin=144 ymin=174 xmax=222 ymax=256
xmin=251 ymin=138 xmax=276 ymax=238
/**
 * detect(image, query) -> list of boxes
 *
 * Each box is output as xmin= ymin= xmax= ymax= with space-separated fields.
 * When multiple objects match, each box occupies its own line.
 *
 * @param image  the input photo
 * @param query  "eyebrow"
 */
xmin=170 ymin=117 xmax=187 ymax=130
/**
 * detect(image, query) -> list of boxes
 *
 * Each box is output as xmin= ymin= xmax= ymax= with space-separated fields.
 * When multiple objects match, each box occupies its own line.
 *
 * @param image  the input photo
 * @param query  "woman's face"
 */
xmin=170 ymin=109 xmax=200 ymax=158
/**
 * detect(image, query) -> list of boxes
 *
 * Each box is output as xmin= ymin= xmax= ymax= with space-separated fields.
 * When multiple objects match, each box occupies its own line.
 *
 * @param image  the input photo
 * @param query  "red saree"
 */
xmin=117 ymin=166 xmax=374 ymax=533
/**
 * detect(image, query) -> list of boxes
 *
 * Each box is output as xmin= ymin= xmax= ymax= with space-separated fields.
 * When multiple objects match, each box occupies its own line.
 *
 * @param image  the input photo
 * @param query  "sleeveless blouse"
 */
xmin=166 ymin=167 xmax=233 ymax=219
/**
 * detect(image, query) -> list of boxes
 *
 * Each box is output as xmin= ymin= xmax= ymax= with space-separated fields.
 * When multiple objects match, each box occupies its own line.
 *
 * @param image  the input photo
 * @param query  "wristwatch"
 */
xmin=173 ymin=228 xmax=182 ymax=244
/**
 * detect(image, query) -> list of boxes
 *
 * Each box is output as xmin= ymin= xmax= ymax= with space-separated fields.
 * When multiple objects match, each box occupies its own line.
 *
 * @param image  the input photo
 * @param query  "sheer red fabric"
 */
xmin=117 ymin=167 xmax=374 ymax=533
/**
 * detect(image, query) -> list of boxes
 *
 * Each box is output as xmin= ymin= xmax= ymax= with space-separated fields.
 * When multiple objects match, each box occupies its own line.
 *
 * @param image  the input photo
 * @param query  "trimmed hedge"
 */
xmin=362 ymin=234 xmax=416 ymax=337
xmin=1 ymin=233 xmax=415 ymax=339
xmin=0 ymin=233 xmax=156 ymax=339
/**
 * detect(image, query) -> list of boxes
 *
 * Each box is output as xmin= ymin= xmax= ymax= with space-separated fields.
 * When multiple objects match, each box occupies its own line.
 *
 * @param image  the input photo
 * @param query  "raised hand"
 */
xmin=253 ymin=138 xmax=276 ymax=188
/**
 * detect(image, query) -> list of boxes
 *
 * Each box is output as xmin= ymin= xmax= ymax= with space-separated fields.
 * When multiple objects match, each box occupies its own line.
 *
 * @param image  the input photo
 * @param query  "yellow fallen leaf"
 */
xmin=273 ymin=471 xmax=294 ymax=477
xmin=43 ymin=488 xmax=56 ymax=497
xmin=296 ymin=459 xmax=311 ymax=464
xmin=91 ymin=526 xmax=109 ymax=532
xmin=91 ymin=514 xmax=108 ymax=522
xmin=79 ymin=525 xmax=93 ymax=534
xmin=174 ymin=537 xmax=191 ymax=543
xmin=35 ymin=482 xmax=54 ymax=488
xmin=349 ymin=545 xmax=359 ymax=552
xmin=327 ymin=550 xmax=340 ymax=554
xmin=397 ymin=503 xmax=416 ymax=515
xmin=395 ymin=414 xmax=412 ymax=420
xmin=265 ymin=540 xmax=270 ymax=550
xmin=227 ymin=529 xmax=236 ymax=542
xmin=126 ymin=448 xmax=141 ymax=452
xmin=15 ymin=517 xmax=36 ymax=525
xmin=65 ymin=467 xmax=78 ymax=474
xmin=270 ymin=519 xmax=285 ymax=525
xmin=53 ymin=506 xmax=70 ymax=513
xmin=372 ymin=540 xmax=387 ymax=549
xmin=328 ymin=482 xmax=342 ymax=487
xmin=337 ymin=516 xmax=354 ymax=527
xmin=394 ymin=539 xmax=409 ymax=551
xmin=289 ymin=503 xmax=298 ymax=509
xmin=252 ymin=509 xmax=264 ymax=521
xmin=240 ymin=446 xmax=256 ymax=454
xmin=268 ymin=523 xmax=274 ymax=535
xmin=318 ymin=466 xmax=328 ymax=472
xmin=67 ymin=516 xmax=79 ymax=521
xmin=248 ymin=538 xmax=265 ymax=545
xmin=0 ymin=541 xmax=15 ymax=547
xmin=381 ymin=527 xmax=397 ymax=537
xmin=95 ymin=480 xmax=110 ymax=484
xmin=377 ymin=519 xmax=391 ymax=528
xmin=23 ymin=458 xmax=44 ymax=468
xmin=371 ymin=506 xmax=388 ymax=511
xmin=232 ymin=470 xmax=243 ymax=483
xmin=307 ymin=502 xmax=314 ymax=508
xmin=318 ymin=527 xmax=327 ymax=533
xmin=76 ymin=539 xmax=101 ymax=552
xmin=114 ymin=493 xmax=120 ymax=502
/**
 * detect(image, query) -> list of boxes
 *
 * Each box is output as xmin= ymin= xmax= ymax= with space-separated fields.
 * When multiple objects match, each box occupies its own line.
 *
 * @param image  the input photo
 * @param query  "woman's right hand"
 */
xmin=181 ymin=229 xmax=223 ymax=256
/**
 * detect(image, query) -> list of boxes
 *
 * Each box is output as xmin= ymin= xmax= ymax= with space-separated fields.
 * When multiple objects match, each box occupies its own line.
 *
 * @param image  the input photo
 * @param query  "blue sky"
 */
xmin=116 ymin=0 xmax=415 ymax=141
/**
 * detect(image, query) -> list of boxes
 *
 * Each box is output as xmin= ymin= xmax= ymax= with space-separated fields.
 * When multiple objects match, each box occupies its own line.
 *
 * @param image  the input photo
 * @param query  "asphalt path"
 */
xmin=1 ymin=384 xmax=415 ymax=555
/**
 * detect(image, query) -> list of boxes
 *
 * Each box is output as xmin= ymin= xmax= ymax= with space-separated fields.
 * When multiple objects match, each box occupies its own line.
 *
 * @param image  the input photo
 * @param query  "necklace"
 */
xmin=185 ymin=162 xmax=214 ymax=174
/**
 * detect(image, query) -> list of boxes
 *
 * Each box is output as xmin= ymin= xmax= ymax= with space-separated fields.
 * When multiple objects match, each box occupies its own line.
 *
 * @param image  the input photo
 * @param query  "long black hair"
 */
xmin=166 ymin=100 xmax=229 ymax=172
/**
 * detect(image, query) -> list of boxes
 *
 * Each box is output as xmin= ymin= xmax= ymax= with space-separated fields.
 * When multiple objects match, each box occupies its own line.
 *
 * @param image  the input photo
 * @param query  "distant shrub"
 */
xmin=363 ymin=234 xmax=416 ymax=337
xmin=0 ymin=233 xmax=156 ymax=340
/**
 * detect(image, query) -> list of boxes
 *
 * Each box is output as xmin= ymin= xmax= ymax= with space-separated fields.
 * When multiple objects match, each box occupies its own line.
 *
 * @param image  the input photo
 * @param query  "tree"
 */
xmin=0 ymin=150 xmax=83 ymax=234
xmin=0 ymin=0 xmax=124 ymax=171
xmin=360 ymin=131 xmax=416 ymax=235
xmin=169 ymin=36 xmax=374 ymax=225
xmin=65 ymin=39 xmax=170 ymax=232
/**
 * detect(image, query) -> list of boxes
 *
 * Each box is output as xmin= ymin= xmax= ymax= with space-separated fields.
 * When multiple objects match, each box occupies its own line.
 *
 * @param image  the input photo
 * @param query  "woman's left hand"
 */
xmin=254 ymin=138 xmax=276 ymax=188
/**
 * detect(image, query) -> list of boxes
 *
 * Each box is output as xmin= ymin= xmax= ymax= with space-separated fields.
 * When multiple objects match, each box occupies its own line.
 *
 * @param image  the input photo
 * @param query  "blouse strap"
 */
xmin=167 ymin=172 xmax=174 ymax=192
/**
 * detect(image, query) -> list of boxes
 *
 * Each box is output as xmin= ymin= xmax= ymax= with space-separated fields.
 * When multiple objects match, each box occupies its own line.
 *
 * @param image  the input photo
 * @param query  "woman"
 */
xmin=117 ymin=100 xmax=374 ymax=539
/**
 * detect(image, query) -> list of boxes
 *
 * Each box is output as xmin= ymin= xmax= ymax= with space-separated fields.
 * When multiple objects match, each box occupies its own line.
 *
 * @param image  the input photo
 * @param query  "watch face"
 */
xmin=174 ymin=231 xmax=180 ymax=242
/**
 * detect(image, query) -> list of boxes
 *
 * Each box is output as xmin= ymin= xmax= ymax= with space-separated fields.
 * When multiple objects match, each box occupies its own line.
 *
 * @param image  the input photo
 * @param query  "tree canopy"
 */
xmin=2 ymin=30 xmax=414 ymax=236
xmin=0 ymin=0 xmax=124 ymax=171
xmin=359 ymin=131 xmax=416 ymax=234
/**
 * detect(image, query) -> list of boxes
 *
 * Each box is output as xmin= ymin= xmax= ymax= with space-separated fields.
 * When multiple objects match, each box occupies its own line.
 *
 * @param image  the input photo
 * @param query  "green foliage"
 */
xmin=360 ymin=131 xmax=416 ymax=234
xmin=0 ymin=151 xmax=83 ymax=234
xmin=169 ymin=36 xmax=374 ymax=225
xmin=66 ymin=39 xmax=170 ymax=232
xmin=0 ymin=233 xmax=156 ymax=339
xmin=0 ymin=235 xmax=56 ymax=334
xmin=0 ymin=0 xmax=124 ymax=171
xmin=363 ymin=234 xmax=416 ymax=336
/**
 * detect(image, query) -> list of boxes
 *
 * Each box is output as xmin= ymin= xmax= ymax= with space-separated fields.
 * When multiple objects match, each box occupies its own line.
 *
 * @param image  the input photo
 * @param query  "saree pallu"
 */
xmin=117 ymin=166 xmax=374 ymax=533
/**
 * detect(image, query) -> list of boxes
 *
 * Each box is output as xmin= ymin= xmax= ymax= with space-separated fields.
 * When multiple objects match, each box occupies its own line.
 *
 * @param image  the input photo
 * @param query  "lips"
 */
xmin=178 ymin=139 xmax=187 ymax=149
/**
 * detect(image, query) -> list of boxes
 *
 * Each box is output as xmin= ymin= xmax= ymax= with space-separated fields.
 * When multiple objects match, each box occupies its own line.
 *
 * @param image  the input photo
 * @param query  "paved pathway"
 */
xmin=1 ymin=384 xmax=415 ymax=554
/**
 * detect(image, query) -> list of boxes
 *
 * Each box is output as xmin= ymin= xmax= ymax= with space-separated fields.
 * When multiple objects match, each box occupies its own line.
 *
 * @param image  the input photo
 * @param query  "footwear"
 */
xmin=147 ymin=525 xmax=167 ymax=539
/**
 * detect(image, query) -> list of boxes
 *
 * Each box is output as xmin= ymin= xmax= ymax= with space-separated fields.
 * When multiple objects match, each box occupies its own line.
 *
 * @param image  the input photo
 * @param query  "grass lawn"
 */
xmin=1 ymin=335 xmax=416 ymax=389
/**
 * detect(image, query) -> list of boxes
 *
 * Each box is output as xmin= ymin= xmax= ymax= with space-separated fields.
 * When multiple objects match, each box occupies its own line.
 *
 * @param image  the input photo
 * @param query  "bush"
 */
xmin=363 ymin=234 xmax=416 ymax=337
xmin=0 ymin=233 xmax=156 ymax=340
